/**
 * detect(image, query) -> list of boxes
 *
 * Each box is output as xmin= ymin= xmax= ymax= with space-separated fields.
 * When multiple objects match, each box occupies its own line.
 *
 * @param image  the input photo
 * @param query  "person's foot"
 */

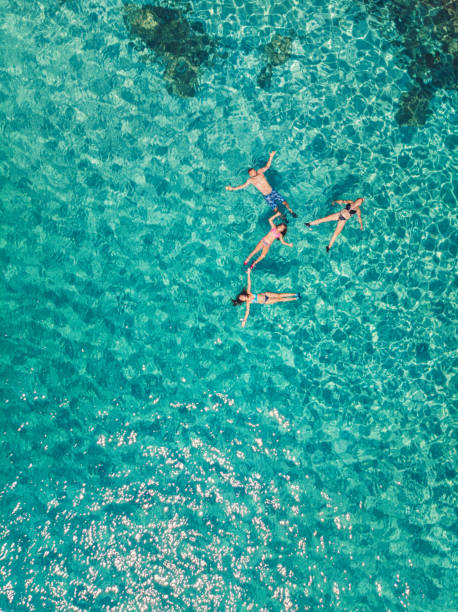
xmin=250 ymin=263 xmax=256 ymax=270
xmin=291 ymin=212 xmax=298 ymax=218
xmin=305 ymin=222 xmax=311 ymax=227
xmin=326 ymin=246 xmax=330 ymax=252
xmin=296 ymin=292 xmax=302 ymax=299
xmin=244 ymin=260 xmax=249 ymax=266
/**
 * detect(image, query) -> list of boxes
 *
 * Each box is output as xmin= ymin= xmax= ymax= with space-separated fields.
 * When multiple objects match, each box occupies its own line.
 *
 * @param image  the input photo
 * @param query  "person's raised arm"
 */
xmin=246 ymin=267 xmax=252 ymax=293
xmin=259 ymin=150 xmax=276 ymax=173
xmin=331 ymin=199 xmax=354 ymax=206
xmin=268 ymin=211 xmax=282 ymax=228
xmin=226 ymin=179 xmax=251 ymax=191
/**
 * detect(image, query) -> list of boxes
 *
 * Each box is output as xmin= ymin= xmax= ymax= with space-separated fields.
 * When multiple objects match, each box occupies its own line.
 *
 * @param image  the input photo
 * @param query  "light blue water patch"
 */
xmin=0 ymin=0 xmax=456 ymax=610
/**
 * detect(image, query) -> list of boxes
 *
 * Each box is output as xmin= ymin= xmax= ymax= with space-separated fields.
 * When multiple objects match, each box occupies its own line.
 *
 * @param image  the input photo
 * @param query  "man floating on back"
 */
xmin=226 ymin=151 xmax=297 ymax=218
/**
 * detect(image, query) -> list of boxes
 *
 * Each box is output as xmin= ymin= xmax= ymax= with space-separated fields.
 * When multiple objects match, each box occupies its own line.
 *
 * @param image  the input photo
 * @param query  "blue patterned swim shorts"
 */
xmin=263 ymin=189 xmax=286 ymax=210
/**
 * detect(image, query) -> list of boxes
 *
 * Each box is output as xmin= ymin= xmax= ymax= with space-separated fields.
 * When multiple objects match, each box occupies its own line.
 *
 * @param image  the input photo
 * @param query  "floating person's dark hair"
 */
xmin=247 ymin=167 xmax=254 ymax=173
xmin=232 ymin=288 xmax=248 ymax=305
xmin=278 ymin=223 xmax=288 ymax=237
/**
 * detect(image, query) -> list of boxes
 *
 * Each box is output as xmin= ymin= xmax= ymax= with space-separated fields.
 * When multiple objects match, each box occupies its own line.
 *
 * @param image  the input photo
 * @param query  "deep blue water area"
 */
xmin=0 ymin=0 xmax=456 ymax=609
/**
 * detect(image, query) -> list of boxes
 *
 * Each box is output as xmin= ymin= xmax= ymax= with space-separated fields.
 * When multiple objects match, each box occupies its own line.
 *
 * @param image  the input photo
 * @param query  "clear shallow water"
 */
xmin=0 ymin=0 xmax=456 ymax=609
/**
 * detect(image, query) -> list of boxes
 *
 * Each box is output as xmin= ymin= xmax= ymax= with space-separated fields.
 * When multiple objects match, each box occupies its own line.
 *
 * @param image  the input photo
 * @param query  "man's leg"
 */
xmin=267 ymin=191 xmax=288 ymax=218
xmin=282 ymin=200 xmax=297 ymax=217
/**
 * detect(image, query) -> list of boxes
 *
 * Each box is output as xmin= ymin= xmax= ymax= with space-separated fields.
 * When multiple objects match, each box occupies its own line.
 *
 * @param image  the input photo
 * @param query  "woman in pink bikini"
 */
xmin=244 ymin=211 xmax=293 ymax=270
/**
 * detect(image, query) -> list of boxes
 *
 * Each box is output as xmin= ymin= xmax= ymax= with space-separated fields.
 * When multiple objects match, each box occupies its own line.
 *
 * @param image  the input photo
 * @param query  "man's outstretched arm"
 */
xmin=226 ymin=179 xmax=251 ymax=191
xmin=259 ymin=150 xmax=276 ymax=173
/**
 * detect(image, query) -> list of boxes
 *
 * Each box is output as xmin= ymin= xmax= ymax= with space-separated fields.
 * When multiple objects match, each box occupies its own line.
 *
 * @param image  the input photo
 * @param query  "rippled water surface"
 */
xmin=1 ymin=0 xmax=456 ymax=610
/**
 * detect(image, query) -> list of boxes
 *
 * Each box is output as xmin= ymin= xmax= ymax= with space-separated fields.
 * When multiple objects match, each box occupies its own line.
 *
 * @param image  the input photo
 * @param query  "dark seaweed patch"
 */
xmin=257 ymin=35 xmax=293 ymax=90
xmin=358 ymin=0 xmax=457 ymax=126
xmin=123 ymin=4 xmax=216 ymax=98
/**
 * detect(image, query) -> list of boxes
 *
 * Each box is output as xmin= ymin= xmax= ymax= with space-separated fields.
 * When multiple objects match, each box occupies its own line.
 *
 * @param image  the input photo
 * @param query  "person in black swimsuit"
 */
xmin=305 ymin=197 xmax=364 ymax=252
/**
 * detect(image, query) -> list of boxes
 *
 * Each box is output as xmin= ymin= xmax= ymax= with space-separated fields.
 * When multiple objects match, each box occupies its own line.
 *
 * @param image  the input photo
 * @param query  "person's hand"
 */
xmin=241 ymin=319 xmax=246 ymax=328
xmin=270 ymin=150 xmax=276 ymax=156
xmin=246 ymin=268 xmax=251 ymax=275
xmin=225 ymin=186 xmax=232 ymax=191
xmin=289 ymin=242 xmax=294 ymax=247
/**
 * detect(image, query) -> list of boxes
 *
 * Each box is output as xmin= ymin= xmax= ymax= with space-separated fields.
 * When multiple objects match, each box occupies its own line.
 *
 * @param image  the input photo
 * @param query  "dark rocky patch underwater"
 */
xmin=358 ymin=0 xmax=457 ymax=126
xmin=123 ymin=4 xmax=216 ymax=98
xmin=257 ymin=34 xmax=293 ymax=90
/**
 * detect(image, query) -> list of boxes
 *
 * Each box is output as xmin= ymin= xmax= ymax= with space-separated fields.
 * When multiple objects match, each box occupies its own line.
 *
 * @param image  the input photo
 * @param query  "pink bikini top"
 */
xmin=270 ymin=227 xmax=282 ymax=239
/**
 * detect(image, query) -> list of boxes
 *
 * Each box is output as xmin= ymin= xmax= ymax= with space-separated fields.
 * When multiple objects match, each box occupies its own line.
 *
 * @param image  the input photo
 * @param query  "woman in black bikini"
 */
xmin=306 ymin=197 xmax=364 ymax=252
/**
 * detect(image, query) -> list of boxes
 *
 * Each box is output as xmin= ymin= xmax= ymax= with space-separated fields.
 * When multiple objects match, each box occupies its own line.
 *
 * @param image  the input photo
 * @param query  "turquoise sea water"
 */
xmin=1 ymin=0 xmax=456 ymax=609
